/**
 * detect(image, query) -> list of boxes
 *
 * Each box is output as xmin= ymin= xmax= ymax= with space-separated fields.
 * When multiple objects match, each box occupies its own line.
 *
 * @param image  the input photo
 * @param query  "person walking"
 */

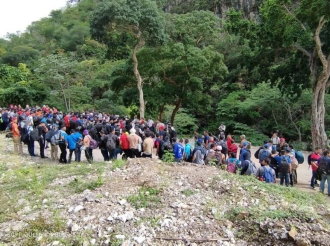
xmin=11 ymin=117 xmax=23 ymax=155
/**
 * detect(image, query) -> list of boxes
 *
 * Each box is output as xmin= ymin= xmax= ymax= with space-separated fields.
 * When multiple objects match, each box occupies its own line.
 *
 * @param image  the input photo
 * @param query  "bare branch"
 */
xmin=291 ymin=44 xmax=311 ymax=59
xmin=314 ymin=16 xmax=327 ymax=69
xmin=282 ymin=5 xmax=306 ymax=31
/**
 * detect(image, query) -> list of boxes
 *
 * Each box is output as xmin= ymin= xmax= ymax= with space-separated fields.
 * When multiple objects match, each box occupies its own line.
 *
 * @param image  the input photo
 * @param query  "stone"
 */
xmin=106 ymin=216 xmax=114 ymax=221
xmin=161 ymin=219 xmax=172 ymax=227
xmin=311 ymin=223 xmax=323 ymax=231
xmin=280 ymin=231 xmax=288 ymax=240
xmin=296 ymin=238 xmax=311 ymax=246
xmin=115 ymin=235 xmax=125 ymax=240
xmin=225 ymin=229 xmax=234 ymax=239
xmin=117 ymin=211 xmax=134 ymax=222
xmin=42 ymin=199 xmax=48 ymax=204
xmin=71 ymin=224 xmax=80 ymax=232
xmin=90 ymin=238 xmax=96 ymax=245
xmin=74 ymin=205 xmax=84 ymax=213
xmin=288 ymin=226 xmax=297 ymax=239
xmin=134 ymin=236 xmax=146 ymax=244
xmin=119 ymin=199 xmax=127 ymax=205
xmin=11 ymin=221 xmax=26 ymax=231
xmin=52 ymin=241 xmax=60 ymax=246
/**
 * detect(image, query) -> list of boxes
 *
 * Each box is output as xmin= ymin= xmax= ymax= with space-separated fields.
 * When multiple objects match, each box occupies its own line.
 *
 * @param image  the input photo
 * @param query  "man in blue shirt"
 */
xmin=173 ymin=138 xmax=184 ymax=162
xmin=67 ymin=129 xmax=82 ymax=163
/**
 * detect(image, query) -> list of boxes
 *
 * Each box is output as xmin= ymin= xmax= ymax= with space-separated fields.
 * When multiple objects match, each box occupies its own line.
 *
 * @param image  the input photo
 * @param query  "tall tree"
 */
xmin=260 ymin=0 xmax=330 ymax=148
xmin=90 ymin=0 xmax=166 ymax=119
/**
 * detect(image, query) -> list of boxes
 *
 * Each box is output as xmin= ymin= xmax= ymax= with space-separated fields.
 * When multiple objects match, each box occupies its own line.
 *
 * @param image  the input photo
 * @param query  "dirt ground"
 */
xmin=22 ymin=140 xmax=328 ymax=195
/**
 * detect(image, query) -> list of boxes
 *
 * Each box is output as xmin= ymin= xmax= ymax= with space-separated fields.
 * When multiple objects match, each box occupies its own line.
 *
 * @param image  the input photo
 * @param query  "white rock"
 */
xmin=90 ymin=238 xmax=96 ymax=245
xmin=106 ymin=216 xmax=114 ymax=221
xmin=104 ymin=192 xmax=109 ymax=197
xmin=178 ymin=181 xmax=183 ymax=186
xmin=226 ymin=229 xmax=234 ymax=239
xmin=71 ymin=224 xmax=80 ymax=232
xmin=74 ymin=205 xmax=84 ymax=213
xmin=119 ymin=199 xmax=127 ymax=205
xmin=117 ymin=211 xmax=134 ymax=222
xmin=115 ymin=235 xmax=125 ymax=240
xmin=42 ymin=199 xmax=48 ymax=204
xmin=134 ymin=236 xmax=146 ymax=244
xmin=37 ymin=236 xmax=43 ymax=242
xmin=161 ymin=219 xmax=172 ymax=227
xmin=269 ymin=205 xmax=277 ymax=210
xmin=52 ymin=241 xmax=60 ymax=246
xmin=68 ymin=207 xmax=74 ymax=213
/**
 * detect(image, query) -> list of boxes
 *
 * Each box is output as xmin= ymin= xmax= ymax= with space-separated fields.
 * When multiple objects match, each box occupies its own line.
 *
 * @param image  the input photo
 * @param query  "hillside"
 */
xmin=0 ymin=136 xmax=330 ymax=246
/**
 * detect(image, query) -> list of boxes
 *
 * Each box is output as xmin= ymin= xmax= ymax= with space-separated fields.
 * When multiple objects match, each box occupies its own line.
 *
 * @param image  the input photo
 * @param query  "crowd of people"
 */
xmin=1 ymin=104 xmax=329 ymax=196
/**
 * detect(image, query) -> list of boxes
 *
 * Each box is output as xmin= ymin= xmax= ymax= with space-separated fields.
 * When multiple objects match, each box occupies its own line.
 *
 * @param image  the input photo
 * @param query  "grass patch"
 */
xmin=162 ymin=151 xmax=174 ymax=163
xmin=127 ymin=187 xmax=161 ymax=208
xmin=181 ymin=188 xmax=197 ymax=197
xmin=68 ymin=176 xmax=104 ymax=193
xmin=110 ymin=159 xmax=126 ymax=171
xmin=13 ymin=213 xmax=66 ymax=246
xmin=213 ymin=172 xmax=328 ymax=221
xmin=136 ymin=216 xmax=161 ymax=227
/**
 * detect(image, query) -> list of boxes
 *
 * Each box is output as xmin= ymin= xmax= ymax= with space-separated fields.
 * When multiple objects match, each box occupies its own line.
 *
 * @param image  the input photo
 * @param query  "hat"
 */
xmin=130 ymin=128 xmax=136 ymax=134
xmin=243 ymin=141 xmax=249 ymax=147
xmin=264 ymin=143 xmax=270 ymax=148
xmin=285 ymin=147 xmax=291 ymax=153
xmin=83 ymin=129 xmax=89 ymax=135
xmin=216 ymin=146 xmax=222 ymax=151
xmin=280 ymin=138 xmax=285 ymax=142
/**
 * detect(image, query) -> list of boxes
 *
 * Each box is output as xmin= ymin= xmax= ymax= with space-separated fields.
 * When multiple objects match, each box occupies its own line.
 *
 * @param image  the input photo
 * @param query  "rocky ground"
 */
xmin=1 ymin=136 xmax=330 ymax=246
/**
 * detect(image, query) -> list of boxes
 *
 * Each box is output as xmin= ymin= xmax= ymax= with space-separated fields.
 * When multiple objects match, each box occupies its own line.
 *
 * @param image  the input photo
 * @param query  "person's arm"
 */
xmin=192 ymin=153 xmax=196 ymax=162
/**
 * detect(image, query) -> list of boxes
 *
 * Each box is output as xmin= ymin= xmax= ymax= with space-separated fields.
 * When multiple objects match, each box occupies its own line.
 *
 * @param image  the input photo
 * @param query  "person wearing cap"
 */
xmin=128 ymin=128 xmax=141 ymax=158
xmin=11 ymin=117 xmax=23 ymax=155
xmin=239 ymin=141 xmax=250 ymax=163
xmin=258 ymin=143 xmax=271 ymax=165
xmin=215 ymin=145 xmax=225 ymax=165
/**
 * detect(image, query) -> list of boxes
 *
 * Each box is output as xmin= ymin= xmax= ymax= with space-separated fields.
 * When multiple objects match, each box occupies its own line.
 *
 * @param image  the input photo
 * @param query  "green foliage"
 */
xmin=163 ymin=107 xmax=198 ymax=135
xmin=162 ymin=150 xmax=174 ymax=163
xmin=127 ymin=187 xmax=161 ymax=208
xmin=110 ymin=159 xmax=126 ymax=171
xmin=181 ymin=189 xmax=197 ymax=197
xmin=68 ymin=176 xmax=104 ymax=193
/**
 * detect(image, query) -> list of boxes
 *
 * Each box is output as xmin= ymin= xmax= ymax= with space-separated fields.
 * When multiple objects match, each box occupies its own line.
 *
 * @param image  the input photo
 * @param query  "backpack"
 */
xmin=317 ymin=157 xmax=330 ymax=175
xmin=262 ymin=166 xmax=274 ymax=183
xmin=226 ymin=158 xmax=237 ymax=174
xmin=259 ymin=149 xmax=270 ymax=161
xmin=279 ymin=156 xmax=290 ymax=173
xmin=290 ymin=156 xmax=299 ymax=170
xmin=90 ymin=138 xmax=98 ymax=149
xmin=307 ymin=153 xmax=312 ymax=166
xmin=245 ymin=161 xmax=257 ymax=175
xmin=51 ymin=130 xmax=62 ymax=145
xmin=254 ymin=147 xmax=262 ymax=159
xmin=295 ymin=151 xmax=304 ymax=164
xmin=45 ymin=129 xmax=55 ymax=143
xmin=30 ymin=128 xmax=40 ymax=141
xmin=106 ymin=134 xmax=116 ymax=150
xmin=163 ymin=140 xmax=173 ymax=151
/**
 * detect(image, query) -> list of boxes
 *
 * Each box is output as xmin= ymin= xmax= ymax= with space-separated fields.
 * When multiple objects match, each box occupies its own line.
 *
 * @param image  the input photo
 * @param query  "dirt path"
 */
xmin=5 ymin=137 xmax=328 ymax=195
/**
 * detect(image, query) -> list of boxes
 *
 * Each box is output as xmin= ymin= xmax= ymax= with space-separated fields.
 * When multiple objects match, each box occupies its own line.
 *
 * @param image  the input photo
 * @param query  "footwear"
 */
xmin=311 ymin=186 xmax=315 ymax=189
xmin=315 ymin=183 xmax=320 ymax=187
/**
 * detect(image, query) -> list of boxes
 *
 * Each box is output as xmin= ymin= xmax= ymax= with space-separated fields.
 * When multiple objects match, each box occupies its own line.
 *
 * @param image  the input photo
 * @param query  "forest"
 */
xmin=0 ymin=0 xmax=329 ymax=149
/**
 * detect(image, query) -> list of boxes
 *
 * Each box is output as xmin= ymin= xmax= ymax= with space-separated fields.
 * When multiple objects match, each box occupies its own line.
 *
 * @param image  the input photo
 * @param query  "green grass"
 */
xmin=0 ymin=161 xmax=107 ymax=223
xmin=127 ymin=187 xmax=161 ymax=208
xmin=212 ymin=172 xmax=328 ymax=221
xmin=181 ymin=188 xmax=197 ymax=197
xmin=68 ymin=175 xmax=104 ymax=193
xmin=110 ymin=159 xmax=126 ymax=171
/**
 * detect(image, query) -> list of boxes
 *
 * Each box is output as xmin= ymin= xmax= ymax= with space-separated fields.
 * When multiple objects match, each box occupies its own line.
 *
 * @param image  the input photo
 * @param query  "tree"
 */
xmin=35 ymin=54 xmax=80 ymax=112
xmin=260 ymin=0 xmax=330 ymax=149
xmin=90 ymin=0 xmax=166 ymax=119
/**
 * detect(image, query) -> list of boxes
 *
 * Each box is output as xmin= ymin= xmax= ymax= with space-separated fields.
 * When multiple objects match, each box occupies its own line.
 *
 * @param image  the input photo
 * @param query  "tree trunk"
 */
xmin=311 ymin=81 xmax=327 ymax=149
xmin=132 ymin=29 xmax=146 ymax=119
xmin=158 ymin=103 xmax=165 ymax=122
xmin=310 ymin=16 xmax=330 ymax=149
xmin=170 ymin=98 xmax=182 ymax=126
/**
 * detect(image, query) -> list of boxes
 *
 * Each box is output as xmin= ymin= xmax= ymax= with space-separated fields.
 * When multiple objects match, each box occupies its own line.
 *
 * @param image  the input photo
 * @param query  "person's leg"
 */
xmin=50 ymin=145 xmax=55 ymax=160
xmin=285 ymin=173 xmax=289 ymax=187
xmin=89 ymin=148 xmax=93 ymax=161
xmin=320 ymin=174 xmax=326 ymax=193
xmin=289 ymin=173 xmax=293 ymax=186
xmin=54 ymin=146 xmax=59 ymax=161
xmin=12 ymin=136 xmax=19 ymax=154
xmin=279 ymin=173 xmax=284 ymax=185
xmin=113 ymin=148 xmax=121 ymax=160
xmin=68 ymin=149 xmax=73 ymax=163
xmin=310 ymin=171 xmax=315 ymax=188
xmin=39 ymin=139 xmax=45 ymax=158
xmin=75 ymin=147 xmax=81 ymax=162
xmin=109 ymin=149 xmax=114 ymax=160
xmin=100 ymin=148 xmax=109 ymax=161
xmin=326 ymin=175 xmax=330 ymax=195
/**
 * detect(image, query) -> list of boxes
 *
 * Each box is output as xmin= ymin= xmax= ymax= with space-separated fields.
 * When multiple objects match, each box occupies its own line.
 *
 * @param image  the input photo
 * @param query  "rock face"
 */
xmin=164 ymin=0 xmax=260 ymax=21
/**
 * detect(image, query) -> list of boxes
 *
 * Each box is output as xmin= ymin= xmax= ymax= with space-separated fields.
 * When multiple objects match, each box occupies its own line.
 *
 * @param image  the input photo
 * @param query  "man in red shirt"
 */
xmin=120 ymin=130 xmax=130 ymax=159
xmin=310 ymin=147 xmax=322 ymax=189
